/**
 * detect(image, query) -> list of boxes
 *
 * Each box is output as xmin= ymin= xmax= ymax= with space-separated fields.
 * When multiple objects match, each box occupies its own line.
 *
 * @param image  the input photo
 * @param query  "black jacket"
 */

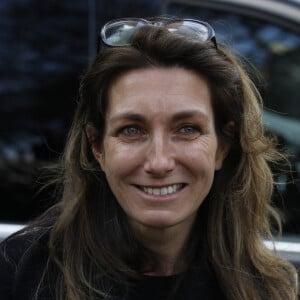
xmin=0 ymin=228 xmax=226 ymax=300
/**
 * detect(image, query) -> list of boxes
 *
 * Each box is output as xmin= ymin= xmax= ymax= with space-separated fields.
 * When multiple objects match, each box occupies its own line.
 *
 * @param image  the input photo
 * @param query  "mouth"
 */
xmin=136 ymin=183 xmax=186 ymax=196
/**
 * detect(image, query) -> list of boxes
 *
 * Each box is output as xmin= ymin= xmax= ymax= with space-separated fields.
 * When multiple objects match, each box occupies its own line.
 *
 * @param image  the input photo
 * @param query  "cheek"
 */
xmin=100 ymin=140 xmax=143 ymax=176
xmin=178 ymin=139 xmax=218 ymax=170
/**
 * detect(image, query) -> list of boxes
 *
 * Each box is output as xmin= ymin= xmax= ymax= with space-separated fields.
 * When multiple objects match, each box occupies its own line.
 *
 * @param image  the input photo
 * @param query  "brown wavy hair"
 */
xmin=42 ymin=24 xmax=298 ymax=299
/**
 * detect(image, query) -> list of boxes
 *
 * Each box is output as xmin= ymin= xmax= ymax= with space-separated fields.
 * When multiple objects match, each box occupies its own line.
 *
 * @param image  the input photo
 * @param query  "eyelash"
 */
xmin=118 ymin=125 xmax=141 ymax=136
xmin=176 ymin=124 xmax=203 ymax=139
xmin=178 ymin=125 xmax=201 ymax=134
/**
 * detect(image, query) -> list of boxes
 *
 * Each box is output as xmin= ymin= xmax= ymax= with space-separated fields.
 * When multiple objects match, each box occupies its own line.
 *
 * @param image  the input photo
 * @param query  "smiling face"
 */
xmin=91 ymin=67 xmax=229 ymax=232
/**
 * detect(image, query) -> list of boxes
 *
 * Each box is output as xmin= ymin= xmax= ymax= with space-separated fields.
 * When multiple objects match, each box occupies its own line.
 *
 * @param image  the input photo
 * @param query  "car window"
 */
xmin=164 ymin=2 xmax=300 ymax=235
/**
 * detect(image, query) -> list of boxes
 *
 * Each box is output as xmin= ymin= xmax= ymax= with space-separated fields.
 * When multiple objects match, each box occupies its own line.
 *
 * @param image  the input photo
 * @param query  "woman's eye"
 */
xmin=178 ymin=125 xmax=200 ymax=135
xmin=120 ymin=126 xmax=140 ymax=136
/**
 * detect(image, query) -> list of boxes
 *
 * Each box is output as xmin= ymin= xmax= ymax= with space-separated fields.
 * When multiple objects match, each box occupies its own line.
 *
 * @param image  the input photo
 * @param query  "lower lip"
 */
xmin=133 ymin=185 xmax=186 ymax=201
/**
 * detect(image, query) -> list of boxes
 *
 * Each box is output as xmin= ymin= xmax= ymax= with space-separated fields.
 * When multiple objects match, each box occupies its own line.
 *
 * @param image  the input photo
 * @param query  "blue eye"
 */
xmin=179 ymin=125 xmax=199 ymax=134
xmin=121 ymin=126 xmax=140 ymax=136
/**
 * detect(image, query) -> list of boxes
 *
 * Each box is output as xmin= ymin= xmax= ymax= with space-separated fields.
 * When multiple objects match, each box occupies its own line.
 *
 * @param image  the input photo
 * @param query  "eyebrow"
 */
xmin=108 ymin=110 xmax=210 ymax=124
xmin=171 ymin=110 xmax=210 ymax=122
xmin=109 ymin=112 xmax=147 ymax=124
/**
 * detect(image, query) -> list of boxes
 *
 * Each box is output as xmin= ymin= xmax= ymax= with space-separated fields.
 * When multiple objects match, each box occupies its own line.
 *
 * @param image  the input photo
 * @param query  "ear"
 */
xmin=85 ymin=123 xmax=106 ymax=171
xmin=215 ymin=141 xmax=231 ymax=171
xmin=215 ymin=121 xmax=235 ymax=171
xmin=85 ymin=122 xmax=98 ymax=144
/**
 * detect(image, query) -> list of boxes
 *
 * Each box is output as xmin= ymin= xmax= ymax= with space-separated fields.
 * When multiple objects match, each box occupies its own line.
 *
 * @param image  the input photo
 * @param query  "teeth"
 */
xmin=153 ymin=188 xmax=160 ymax=195
xmin=142 ymin=184 xmax=183 ymax=196
xmin=161 ymin=187 xmax=167 ymax=195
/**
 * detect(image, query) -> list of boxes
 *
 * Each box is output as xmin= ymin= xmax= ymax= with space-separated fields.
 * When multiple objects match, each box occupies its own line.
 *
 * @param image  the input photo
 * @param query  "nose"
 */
xmin=143 ymin=133 xmax=176 ymax=176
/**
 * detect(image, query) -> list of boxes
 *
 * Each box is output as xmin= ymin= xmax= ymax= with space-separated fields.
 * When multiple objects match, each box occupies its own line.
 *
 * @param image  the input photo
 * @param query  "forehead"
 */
xmin=106 ymin=67 xmax=213 ymax=120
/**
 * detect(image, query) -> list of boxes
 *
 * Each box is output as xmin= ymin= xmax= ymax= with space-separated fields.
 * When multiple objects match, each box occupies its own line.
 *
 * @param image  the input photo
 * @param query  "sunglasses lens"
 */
xmin=167 ymin=20 xmax=214 ymax=42
xmin=101 ymin=20 xmax=147 ymax=46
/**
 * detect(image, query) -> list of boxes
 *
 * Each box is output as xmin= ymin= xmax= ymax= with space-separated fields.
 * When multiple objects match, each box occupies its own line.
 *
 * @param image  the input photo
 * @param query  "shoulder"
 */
xmin=0 ymin=225 xmax=50 ymax=265
xmin=0 ymin=226 xmax=53 ymax=300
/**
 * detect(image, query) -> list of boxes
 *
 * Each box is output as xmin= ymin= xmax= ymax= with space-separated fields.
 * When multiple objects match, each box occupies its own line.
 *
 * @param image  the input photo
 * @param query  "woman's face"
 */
xmin=92 ymin=67 xmax=229 ymax=232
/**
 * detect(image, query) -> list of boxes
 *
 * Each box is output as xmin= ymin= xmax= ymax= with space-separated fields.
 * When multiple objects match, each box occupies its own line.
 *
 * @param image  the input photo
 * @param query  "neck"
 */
xmin=129 ymin=220 xmax=195 ymax=276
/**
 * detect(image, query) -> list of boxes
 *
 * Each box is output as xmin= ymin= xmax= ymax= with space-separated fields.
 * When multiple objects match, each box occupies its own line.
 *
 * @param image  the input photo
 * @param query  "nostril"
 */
xmin=143 ymin=156 xmax=176 ymax=175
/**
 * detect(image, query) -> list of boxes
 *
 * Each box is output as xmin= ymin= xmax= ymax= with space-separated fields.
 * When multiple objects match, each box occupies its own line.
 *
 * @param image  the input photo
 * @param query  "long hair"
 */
xmin=42 ymin=25 xmax=298 ymax=299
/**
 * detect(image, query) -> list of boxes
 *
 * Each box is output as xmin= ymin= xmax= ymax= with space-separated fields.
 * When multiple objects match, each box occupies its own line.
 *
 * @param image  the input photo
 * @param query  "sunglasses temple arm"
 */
xmin=211 ymin=36 xmax=218 ymax=49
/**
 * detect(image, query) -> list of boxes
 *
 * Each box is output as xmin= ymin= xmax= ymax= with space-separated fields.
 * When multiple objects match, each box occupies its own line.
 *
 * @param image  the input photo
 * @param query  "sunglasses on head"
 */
xmin=98 ymin=17 xmax=217 ymax=52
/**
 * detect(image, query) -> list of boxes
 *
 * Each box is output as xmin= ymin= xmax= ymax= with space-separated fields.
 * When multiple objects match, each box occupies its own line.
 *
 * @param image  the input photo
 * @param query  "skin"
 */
xmin=89 ymin=67 xmax=230 ymax=275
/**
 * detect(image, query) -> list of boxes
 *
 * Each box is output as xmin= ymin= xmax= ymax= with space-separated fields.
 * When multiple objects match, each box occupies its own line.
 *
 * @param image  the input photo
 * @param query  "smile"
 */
xmin=138 ymin=184 xmax=185 ymax=196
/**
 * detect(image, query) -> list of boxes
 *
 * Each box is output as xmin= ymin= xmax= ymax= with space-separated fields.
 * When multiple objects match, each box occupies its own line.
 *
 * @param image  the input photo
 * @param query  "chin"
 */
xmin=143 ymin=220 xmax=176 ymax=229
xmin=137 ymin=213 xmax=185 ymax=229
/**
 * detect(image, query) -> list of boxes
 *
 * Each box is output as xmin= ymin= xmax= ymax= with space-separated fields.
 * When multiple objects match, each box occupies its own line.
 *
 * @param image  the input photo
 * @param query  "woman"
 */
xmin=0 ymin=17 xmax=298 ymax=300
